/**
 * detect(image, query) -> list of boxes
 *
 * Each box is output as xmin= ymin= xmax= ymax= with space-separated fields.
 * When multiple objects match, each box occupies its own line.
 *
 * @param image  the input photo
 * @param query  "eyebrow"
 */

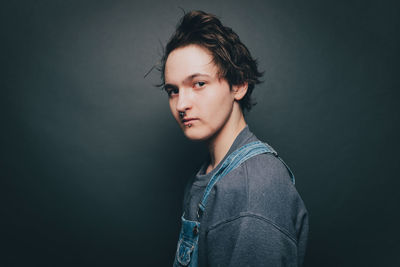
xmin=186 ymin=73 xmax=211 ymax=81
xmin=164 ymin=73 xmax=211 ymax=89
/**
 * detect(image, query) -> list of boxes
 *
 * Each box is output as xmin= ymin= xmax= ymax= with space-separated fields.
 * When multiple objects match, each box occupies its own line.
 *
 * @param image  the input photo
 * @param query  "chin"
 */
xmin=182 ymin=127 xmax=211 ymax=142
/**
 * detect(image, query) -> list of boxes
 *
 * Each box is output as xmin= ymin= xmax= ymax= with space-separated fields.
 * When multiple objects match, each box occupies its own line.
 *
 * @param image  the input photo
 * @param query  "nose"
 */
xmin=176 ymin=88 xmax=192 ymax=113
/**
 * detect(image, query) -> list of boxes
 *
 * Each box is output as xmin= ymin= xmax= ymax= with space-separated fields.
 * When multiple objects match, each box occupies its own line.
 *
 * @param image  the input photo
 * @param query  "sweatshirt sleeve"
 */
xmin=205 ymin=213 xmax=300 ymax=267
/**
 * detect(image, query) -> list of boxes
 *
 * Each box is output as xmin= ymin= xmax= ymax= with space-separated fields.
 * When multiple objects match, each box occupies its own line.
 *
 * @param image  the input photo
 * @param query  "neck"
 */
xmin=206 ymin=103 xmax=247 ymax=174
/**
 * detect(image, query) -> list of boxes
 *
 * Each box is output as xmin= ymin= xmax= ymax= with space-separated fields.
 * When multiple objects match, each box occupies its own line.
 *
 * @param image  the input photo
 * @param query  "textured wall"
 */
xmin=2 ymin=0 xmax=399 ymax=266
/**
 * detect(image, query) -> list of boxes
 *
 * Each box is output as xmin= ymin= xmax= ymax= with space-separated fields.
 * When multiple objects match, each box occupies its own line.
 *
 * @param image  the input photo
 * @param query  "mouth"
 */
xmin=181 ymin=118 xmax=198 ymax=126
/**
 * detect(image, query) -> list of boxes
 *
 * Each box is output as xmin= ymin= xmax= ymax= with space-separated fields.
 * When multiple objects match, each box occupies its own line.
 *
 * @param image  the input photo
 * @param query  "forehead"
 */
xmin=164 ymin=45 xmax=219 ymax=83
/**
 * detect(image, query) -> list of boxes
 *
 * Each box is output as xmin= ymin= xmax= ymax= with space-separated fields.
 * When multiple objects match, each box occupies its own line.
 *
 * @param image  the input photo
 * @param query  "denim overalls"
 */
xmin=173 ymin=141 xmax=295 ymax=267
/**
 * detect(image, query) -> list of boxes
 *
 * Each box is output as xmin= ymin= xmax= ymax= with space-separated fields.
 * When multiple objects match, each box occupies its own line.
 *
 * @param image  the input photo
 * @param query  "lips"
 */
xmin=181 ymin=118 xmax=198 ymax=126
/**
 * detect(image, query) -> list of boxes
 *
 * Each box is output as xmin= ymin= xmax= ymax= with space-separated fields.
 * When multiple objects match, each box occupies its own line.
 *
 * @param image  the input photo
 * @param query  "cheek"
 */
xmin=201 ymin=88 xmax=233 ymax=126
xmin=169 ymin=100 xmax=177 ymax=118
xmin=208 ymin=87 xmax=233 ymax=111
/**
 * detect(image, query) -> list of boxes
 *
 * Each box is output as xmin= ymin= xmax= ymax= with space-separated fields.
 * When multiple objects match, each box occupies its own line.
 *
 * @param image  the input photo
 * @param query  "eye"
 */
xmin=165 ymin=86 xmax=179 ymax=97
xmin=168 ymin=88 xmax=179 ymax=97
xmin=194 ymin=81 xmax=206 ymax=89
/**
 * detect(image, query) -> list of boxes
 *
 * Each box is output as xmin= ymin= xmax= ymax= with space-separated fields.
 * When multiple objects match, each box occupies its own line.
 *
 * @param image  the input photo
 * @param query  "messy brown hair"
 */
xmin=159 ymin=10 xmax=263 ymax=112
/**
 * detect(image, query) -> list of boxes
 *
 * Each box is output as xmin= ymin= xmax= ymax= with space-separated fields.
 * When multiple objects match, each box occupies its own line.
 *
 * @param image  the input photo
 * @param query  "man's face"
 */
xmin=164 ymin=44 xmax=236 ymax=141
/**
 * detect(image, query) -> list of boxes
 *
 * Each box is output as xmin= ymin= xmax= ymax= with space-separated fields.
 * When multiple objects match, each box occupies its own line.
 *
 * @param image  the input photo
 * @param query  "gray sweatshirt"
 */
xmin=181 ymin=126 xmax=308 ymax=266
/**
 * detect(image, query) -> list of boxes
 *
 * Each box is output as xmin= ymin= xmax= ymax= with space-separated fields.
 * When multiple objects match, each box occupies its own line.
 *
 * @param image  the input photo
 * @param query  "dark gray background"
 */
xmin=2 ymin=0 xmax=399 ymax=266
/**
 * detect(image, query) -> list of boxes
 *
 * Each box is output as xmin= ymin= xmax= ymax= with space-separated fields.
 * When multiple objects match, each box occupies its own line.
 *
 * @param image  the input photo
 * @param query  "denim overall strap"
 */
xmin=173 ymin=214 xmax=200 ymax=267
xmin=197 ymin=141 xmax=295 ymax=216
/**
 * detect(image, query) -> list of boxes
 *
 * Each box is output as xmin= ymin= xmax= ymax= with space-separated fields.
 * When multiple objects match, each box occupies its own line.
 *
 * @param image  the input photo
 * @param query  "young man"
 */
xmin=160 ymin=11 xmax=308 ymax=267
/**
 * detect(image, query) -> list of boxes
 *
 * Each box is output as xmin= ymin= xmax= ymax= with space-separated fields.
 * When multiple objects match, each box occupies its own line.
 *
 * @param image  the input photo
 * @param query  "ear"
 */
xmin=231 ymin=83 xmax=248 ymax=101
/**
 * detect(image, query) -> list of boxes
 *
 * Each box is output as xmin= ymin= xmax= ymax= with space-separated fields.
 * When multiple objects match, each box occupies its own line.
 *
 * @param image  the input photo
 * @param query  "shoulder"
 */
xmin=217 ymin=151 xmax=295 ymax=203
xmin=212 ymin=151 xmax=308 ymax=239
xmin=244 ymin=153 xmax=306 ymax=217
